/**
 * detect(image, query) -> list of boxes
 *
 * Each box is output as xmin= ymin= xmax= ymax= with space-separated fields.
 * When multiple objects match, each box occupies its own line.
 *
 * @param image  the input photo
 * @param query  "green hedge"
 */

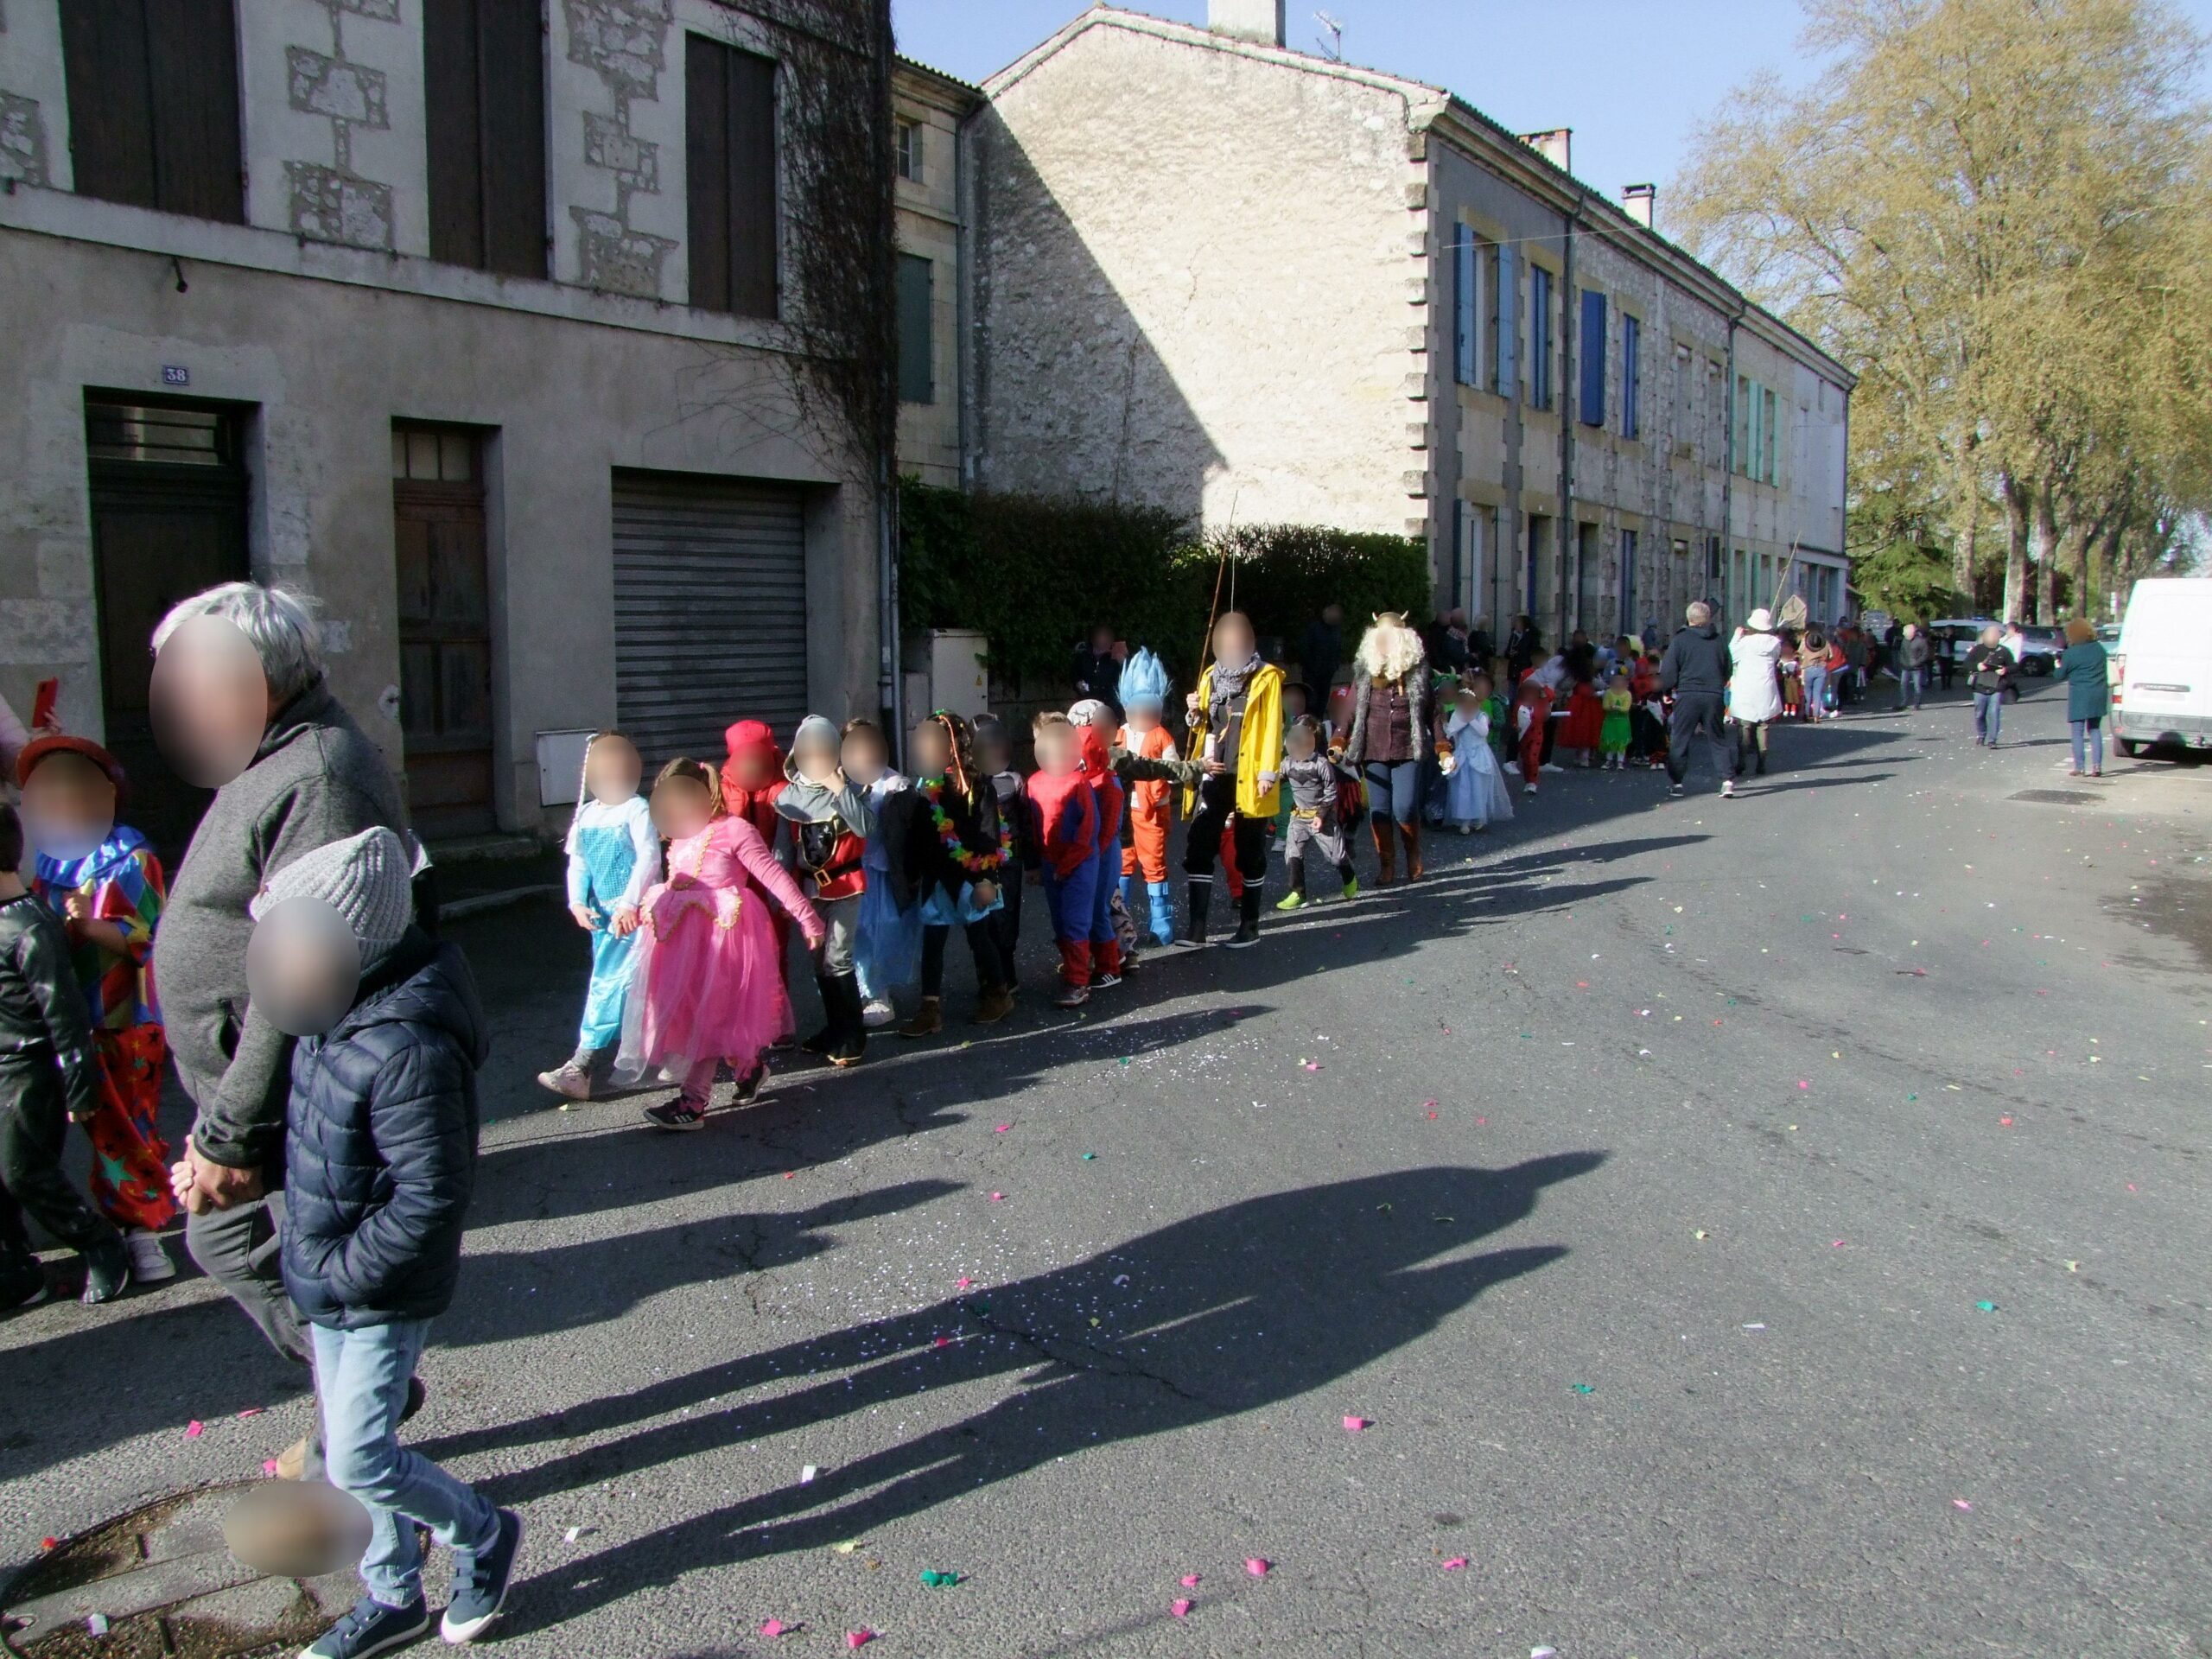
xmin=899 ymin=480 xmax=1430 ymax=688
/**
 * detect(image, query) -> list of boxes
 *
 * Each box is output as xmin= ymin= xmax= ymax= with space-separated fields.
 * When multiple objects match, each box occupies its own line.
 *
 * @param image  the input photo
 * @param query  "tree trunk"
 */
xmin=2058 ymin=522 xmax=2092 ymax=622
xmin=2031 ymin=485 xmax=2058 ymax=625
xmin=2001 ymin=477 xmax=2031 ymax=625
xmin=2093 ymin=515 xmax=2128 ymax=624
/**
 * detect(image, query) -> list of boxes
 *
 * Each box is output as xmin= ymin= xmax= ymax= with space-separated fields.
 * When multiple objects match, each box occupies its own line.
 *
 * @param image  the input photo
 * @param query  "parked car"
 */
xmin=1927 ymin=617 xmax=1999 ymax=664
xmin=2112 ymin=578 xmax=2212 ymax=758
xmin=2096 ymin=623 xmax=2122 ymax=646
xmin=2010 ymin=626 xmax=2063 ymax=675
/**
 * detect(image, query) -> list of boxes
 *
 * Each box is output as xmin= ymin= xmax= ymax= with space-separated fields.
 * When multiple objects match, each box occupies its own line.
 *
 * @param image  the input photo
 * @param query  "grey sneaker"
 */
xmin=537 ymin=1060 xmax=593 ymax=1102
xmin=302 ymin=1594 xmax=430 ymax=1658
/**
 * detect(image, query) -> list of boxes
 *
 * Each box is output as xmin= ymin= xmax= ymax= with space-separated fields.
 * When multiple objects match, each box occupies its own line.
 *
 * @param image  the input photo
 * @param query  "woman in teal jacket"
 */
xmin=2056 ymin=618 xmax=2111 ymax=776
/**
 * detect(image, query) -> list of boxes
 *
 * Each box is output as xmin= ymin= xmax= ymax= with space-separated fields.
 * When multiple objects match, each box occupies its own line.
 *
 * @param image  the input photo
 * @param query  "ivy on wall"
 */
xmin=900 ymin=481 xmax=1433 ymax=689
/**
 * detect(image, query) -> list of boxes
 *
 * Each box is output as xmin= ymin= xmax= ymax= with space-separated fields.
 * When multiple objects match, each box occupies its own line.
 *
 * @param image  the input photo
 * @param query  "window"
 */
xmin=424 ymin=0 xmax=549 ymax=278
xmin=1735 ymin=374 xmax=1753 ymax=476
xmin=897 ymin=251 xmax=934 ymax=404
xmin=896 ymin=118 xmax=923 ymax=184
xmin=1620 ymin=528 xmax=1637 ymax=632
xmin=686 ymin=35 xmax=779 ymax=319
xmin=1452 ymin=226 xmax=1480 ymax=388
xmin=1764 ymin=385 xmax=1780 ymax=486
xmin=1621 ymin=314 xmax=1642 ymax=440
xmin=1452 ymin=500 xmax=1488 ymax=618
xmin=60 ymin=0 xmax=244 ymax=222
xmin=1529 ymin=264 xmax=1554 ymax=410
xmin=1578 ymin=289 xmax=1606 ymax=426
xmin=1672 ymin=345 xmax=1691 ymax=452
xmin=1493 ymin=243 xmax=1516 ymax=397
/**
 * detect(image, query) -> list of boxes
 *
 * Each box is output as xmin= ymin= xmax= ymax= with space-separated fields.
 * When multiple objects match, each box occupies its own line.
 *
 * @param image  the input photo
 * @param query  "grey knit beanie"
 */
xmin=251 ymin=826 xmax=414 ymax=963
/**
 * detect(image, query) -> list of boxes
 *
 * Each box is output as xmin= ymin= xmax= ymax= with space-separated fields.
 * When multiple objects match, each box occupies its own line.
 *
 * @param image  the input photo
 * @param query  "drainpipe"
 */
xmin=1558 ymin=194 xmax=1579 ymax=643
xmin=1720 ymin=309 xmax=1739 ymax=616
xmin=875 ymin=15 xmax=902 ymax=746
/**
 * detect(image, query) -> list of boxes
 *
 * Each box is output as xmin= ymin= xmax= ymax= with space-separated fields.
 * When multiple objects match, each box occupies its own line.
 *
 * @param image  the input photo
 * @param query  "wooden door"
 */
xmin=391 ymin=425 xmax=495 ymax=838
xmin=85 ymin=398 xmax=251 ymax=860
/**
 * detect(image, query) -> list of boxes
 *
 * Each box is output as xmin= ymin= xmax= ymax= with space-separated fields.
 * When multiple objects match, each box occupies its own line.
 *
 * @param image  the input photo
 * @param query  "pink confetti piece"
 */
xmin=1245 ymin=1558 xmax=1271 ymax=1578
xmin=183 ymin=1421 xmax=205 ymax=1440
xmin=262 ymin=1459 xmax=280 ymax=1478
xmin=1832 ymin=1240 xmax=1846 ymax=1248
xmin=989 ymin=1192 xmax=1005 ymax=1202
xmin=1179 ymin=1573 xmax=1201 ymax=1588
xmin=236 ymin=1407 xmax=264 ymax=1419
xmin=1952 ymin=1498 xmax=1973 ymax=1511
xmin=933 ymin=1336 xmax=950 ymax=1348
xmin=1171 ymin=1599 xmax=1194 ymax=1618
xmin=956 ymin=1276 xmax=973 ymax=1290
xmin=760 ymin=1618 xmax=787 ymax=1638
xmin=1441 ymin=1556 xmax=1469 ymax=1571
xmin=1999 ymin=1116 xmax=2012 ymax=1127
xmin=1342 ymin=1415 xmax=1369 ymax=1433
xmin=847 ymin=1631 xmax=874 ymax=1650
xmin=1796 ymin=1080 xmax=1810 ymax=1090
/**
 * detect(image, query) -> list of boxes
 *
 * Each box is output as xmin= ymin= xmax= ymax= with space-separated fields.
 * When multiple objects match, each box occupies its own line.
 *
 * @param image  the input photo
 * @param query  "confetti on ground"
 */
xmin=1570 ymin=1383 xmax=1596 ymax=1394
xmin=1692 ymin=1230 xmax=1707 ymax=1240
xmin=1172 ymin=1599 xmax=1194 ymax=1618
xmin=1442 ymin=1557 xmax=1469 ymax=1571
xmin=989 ymin=1192 xmax=1005 ymax=1202
xmin=1953 ymin=1499 xmax=1973 ymax=1511
xmin=831 ymin=1541 xmax=862 ymax=1555
xmin=39 ymin=1538 xmax=56 ymax=1552
xmin=1975 ymin=1300 xmax=1998 ymax=1313
xmin=847 ymin=1632 xmax=874 ymax=1650
xmin=919 ymin=1569 xmax=960 ymax=1587
xmin=86 ymin=1616 xmax=109 ymax=1637
xmin=994 ymin=1123 xmax=1010 ymax=1134
xmin=799 ymin=1465 xmax=818 ymax=1484
xmin=1180 ymin=1573 xmax=1201 ymax=1587
xmin=1082 ymin=1153 xmax=1096 ymax=1160
xmin=760 ymin=1618 xmax=788 ymax=1637
xmin=1342 ymin=1415 xmax=1369 ymax=1433
xmin=184 ymin=1421 xmax=204 ymax=1440
xmin=2064 ymin=1261 xmax=2080 ymax=1273
xmin=236 ymin=1408 xmax=264 ymax=1419
xmin=1245 ymin=1558 xmax=1272 ymax=1577
xmin=263 ymin=1459 xmax=280 ymax=1478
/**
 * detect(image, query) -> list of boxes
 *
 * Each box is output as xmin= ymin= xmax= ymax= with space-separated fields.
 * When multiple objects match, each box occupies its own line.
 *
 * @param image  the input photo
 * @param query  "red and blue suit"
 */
xmin=1077 ymin=727 xmax=1126 ymax=980
xmin=1025 ymin=765 xmax=1098 ymax=989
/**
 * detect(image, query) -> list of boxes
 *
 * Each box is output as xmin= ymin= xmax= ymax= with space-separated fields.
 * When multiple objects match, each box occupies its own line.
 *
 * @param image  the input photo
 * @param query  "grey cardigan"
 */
xmin=154 ymin=680 xmax=410 ymax=1173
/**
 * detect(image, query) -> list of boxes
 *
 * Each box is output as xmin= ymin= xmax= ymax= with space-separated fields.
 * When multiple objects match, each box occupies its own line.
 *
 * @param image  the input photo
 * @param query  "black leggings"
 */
xmin=0 ymin=1072 xmax=121 ymax=1265
xmin=920 ymin=920 xmax=1009 ymax=998
xmin=1182 ymin=773 xmax=1269 ymax=882
xmin=1735 ymin=720 xmax=1770 ymax=775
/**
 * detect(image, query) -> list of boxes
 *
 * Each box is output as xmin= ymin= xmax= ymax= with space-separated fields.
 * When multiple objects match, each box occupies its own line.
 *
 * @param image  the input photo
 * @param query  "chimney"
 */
xmin=1622 ymin=183 xmax=1656 ymax=229
xmin=1517 ymin=128 xmax=1572 ymax=175
xmin=1208 ymin=0 xmax=1287 ymax=47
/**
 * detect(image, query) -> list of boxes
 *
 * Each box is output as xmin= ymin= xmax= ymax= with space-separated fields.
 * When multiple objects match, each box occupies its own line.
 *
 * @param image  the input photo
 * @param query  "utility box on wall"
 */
xmin=907 ymin=629 xmax=990 ymax=725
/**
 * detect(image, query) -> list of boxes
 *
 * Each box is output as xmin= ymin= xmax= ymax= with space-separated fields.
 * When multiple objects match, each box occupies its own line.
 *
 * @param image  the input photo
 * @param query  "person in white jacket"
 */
xmin=1727 ymin=609 xmax=1787 ymax=793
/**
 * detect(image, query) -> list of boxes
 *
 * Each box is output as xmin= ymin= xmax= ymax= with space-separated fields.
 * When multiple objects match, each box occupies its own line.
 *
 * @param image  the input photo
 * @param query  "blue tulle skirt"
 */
xmin=855 ymin=875 xmax=924 ymax=1001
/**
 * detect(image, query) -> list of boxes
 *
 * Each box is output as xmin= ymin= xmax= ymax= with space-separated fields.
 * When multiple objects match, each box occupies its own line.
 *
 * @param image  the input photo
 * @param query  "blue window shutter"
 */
xmin=1495 ymin=244 xmax=1516 ymax=397
xmin=1529 ymin=265 xmax=1550 ymax=407
xmin=1453 ymin=228 xmax=1477 ymax=386
xmin=1579 ymin=289 xmax=1606 ymax=426
xmin=1622 ymin=315 xmax=1641 ymax=439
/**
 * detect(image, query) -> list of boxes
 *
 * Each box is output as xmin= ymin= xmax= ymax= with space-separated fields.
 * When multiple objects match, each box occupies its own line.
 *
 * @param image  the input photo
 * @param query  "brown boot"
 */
xmin=1370 ymin=818 xmax=1395 ymax=887
xmin=898 ymin=997 xmax=944 ymax=1039
xmin=1400 ymin=821 xmax=1424 ymax=881
xmin=975 ymin=982 xmax=1016 ymax=1025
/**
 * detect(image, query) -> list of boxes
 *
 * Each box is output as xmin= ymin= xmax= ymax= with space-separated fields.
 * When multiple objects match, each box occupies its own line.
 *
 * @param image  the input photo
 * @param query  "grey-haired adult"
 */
xmin=148 ymin=581 xmax=417 ymax=1478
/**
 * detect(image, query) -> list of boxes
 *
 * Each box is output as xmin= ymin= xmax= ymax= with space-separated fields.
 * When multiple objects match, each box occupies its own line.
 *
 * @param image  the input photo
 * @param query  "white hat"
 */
xmin=1746 ymin=607 xmax=1774 ymax=631
xmin=1068 ymin=699 xmax=1112 ymax=728
xmin=251 ymin=827 xmax=414 ymax=963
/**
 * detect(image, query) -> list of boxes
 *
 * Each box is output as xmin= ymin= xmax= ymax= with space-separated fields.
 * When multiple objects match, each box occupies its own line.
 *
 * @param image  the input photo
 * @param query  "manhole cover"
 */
xmin=2 ymin=1483 xmax=353 ymax=1658
xmin=2009 ymin=788 xmax=2099 ymax=805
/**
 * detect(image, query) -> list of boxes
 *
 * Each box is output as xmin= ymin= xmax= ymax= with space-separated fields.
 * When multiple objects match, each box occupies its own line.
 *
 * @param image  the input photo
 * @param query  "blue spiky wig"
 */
xmin=1117 ymin=648 xmax=1171 ymax=714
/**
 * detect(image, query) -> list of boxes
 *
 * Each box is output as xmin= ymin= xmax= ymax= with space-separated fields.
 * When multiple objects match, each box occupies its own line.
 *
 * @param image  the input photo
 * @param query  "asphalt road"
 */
xmin=5 ymin=680 xmax=2209 ymax=1658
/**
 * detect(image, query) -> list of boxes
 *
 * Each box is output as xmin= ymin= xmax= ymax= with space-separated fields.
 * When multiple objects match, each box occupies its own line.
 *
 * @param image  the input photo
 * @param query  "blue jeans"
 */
xmin=1803 ymin=664 xmax=1829 ymax=718
xmin=312 ymin=1319 xmax=498 ymax=1608
xmin=1973 ymin=690 xmax=2003 ymax=744
xmin=1895 ymin=667 xmax=1924 ymax=709
xmin=1363 ymin=759 xmax=1421 ymax=827
xmin=2069 ymin=717 xmax=2103 ymax=773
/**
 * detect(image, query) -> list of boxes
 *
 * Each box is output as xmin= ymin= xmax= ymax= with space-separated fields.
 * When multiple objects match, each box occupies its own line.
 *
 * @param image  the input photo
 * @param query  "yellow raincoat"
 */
xmin=1182 ymin=659 xmax=1286 ymax=819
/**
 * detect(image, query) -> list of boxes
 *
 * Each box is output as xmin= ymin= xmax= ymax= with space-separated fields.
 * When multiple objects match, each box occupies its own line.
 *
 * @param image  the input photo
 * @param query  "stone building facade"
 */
xmin=972 ymin=3 xmax=1853 ymax=644
xmin=892 ymin=56 xmax=977 ymax=488
xmin=0 ymin=0 xmax=890 ymax=845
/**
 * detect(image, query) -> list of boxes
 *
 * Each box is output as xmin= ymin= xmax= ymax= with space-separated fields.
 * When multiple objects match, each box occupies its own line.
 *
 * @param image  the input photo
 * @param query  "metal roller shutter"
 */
xmin=611 ymin=473 xmax=810 ymax=768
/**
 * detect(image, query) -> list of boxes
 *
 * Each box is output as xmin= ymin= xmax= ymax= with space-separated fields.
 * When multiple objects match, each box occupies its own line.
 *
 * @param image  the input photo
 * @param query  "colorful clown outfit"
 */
xmin=32 ymin=826 xmax=174 ymax=1233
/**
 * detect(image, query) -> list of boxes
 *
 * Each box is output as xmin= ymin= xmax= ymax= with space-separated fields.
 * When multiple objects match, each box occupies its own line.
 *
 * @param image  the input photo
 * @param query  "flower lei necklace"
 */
xmin=920 ymin=778 xmax=1012 ymax=875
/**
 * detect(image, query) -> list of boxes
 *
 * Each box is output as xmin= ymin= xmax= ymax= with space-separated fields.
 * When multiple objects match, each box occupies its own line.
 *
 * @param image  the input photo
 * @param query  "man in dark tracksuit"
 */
xmin=1656 ymin=602 xmax=1734 ymax=798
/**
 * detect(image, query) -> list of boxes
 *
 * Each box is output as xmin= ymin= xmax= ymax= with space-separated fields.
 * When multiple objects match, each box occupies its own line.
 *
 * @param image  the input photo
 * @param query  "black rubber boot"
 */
xmin=800 ymin=975 xmax=839 ymax=1057
xmin=1182 ymin=877 xmax=1212 ymax=946
xmin=1228 ymin=890 xmax=1262 ymax=949
xmin=828 ymin=974 xmax=867 ymax=1068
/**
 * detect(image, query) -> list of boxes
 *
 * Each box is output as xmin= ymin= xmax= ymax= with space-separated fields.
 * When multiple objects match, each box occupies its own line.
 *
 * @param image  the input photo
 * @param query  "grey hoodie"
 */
xmin=776 ymin=716 xmax=875 ymax=897
xmin=154 ymin=680 xmax=410 ymax=1173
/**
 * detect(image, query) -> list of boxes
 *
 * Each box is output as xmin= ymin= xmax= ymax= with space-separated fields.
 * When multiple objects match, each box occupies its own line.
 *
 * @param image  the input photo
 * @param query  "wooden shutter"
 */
xmin=897 ymin=251 xmax=934 ymax=404
xmin=1579 ymin=289 xmax=1606 ymax=426
xmin=425 ymin=0 xmax=547 ymax=277
xmin=1529 ymin=266 xmax=1551 ymax=408
xmin=61 ymin=0 xmax=242 ymax=221
xmin=1494 ymin=244 xmax=1516 ymax=397
xmin=1621 ymin=314 xmax=1641 ymax=439
xmin=686 ymin=35 xmax=779 ymax=318
xmin=1452 ymin=227 xmax=1477 ymax=387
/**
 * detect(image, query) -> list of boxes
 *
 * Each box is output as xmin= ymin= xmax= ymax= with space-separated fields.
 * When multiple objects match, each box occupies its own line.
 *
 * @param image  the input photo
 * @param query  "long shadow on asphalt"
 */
xmin=425 ymin=1158 xmax=1599 ymax=1633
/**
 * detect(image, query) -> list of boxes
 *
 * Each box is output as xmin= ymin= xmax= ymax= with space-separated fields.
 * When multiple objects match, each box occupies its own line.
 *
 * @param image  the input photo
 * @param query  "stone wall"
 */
xmin=893 ymin=62 xmax=973 ymax=486
xmin=975 ymin=16 xmax=1425 ymax=537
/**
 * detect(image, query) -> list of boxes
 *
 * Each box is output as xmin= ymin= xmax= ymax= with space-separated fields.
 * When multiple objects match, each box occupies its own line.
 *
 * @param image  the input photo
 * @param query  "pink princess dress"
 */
xmin=613 ymin=813 xmax=823 ymax=1087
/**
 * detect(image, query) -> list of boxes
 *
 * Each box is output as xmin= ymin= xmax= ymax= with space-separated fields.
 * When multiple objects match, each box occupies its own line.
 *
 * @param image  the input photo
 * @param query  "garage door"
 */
xmin=611 ymin=472 xmax=810 ymax=768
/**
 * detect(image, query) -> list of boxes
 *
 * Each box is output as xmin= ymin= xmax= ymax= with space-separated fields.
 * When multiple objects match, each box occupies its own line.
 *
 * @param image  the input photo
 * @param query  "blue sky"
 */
xmin=893 ymin=0 xmax=2212 ymax=232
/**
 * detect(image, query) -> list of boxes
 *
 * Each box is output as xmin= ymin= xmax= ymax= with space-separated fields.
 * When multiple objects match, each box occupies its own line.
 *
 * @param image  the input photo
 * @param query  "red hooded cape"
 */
xmin=720 ymin=719 xmax=787 ymax=847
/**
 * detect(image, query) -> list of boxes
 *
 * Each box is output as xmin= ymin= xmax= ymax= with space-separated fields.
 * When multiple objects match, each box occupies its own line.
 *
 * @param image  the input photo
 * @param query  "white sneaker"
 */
xmin=125 ymin=1230 xmax=177 ymax=1284
xmin=1720 ymin=779 xmax=1736 ymax=798
xmin=861 ymin=999 xmax=896 ymax=1029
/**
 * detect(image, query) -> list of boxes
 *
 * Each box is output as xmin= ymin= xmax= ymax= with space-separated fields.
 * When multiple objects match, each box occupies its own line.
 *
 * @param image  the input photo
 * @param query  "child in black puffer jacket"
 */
xmin=257 ymin=828 xmax=522 ymax=1659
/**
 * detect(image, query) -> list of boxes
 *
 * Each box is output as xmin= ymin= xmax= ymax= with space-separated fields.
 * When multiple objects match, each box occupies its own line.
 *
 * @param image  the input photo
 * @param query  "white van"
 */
xmin=2112 ymin=577 xmax=2212 ymax=756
